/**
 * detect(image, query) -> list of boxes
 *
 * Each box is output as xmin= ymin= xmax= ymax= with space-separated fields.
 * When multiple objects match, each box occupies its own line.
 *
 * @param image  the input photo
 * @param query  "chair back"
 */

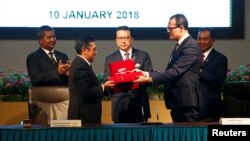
xmin=28 ymin=86 xmax=69 ymax=125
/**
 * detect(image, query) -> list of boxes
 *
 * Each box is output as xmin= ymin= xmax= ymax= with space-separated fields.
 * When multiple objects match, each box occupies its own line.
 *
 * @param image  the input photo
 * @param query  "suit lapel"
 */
xmin=90 ymin=65 xmax=99 ymax=82
xmin=82 ymin=57 xmax=99 ymax=83
xmin=38 ymin=48 xmax=57 ymax=67
xmin=167 ymin=37 xmax=191 ymax=67
xmin=168 ymin=45 xmax=180 ymax=68
xmin=202 ymin=49 xmax=215 ymax=68
xmin=114 ymin=50 xmax=123 ymax=61
xmin=54 ymin=51 xmax=60 ymax=65
xmin=131 ymin=48 xmax=138 ymax=62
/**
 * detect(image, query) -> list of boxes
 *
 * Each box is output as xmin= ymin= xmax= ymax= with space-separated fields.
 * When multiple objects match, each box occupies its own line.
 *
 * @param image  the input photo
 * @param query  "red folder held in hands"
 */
xmin=108 ymin=59 xmax=142 ymax=92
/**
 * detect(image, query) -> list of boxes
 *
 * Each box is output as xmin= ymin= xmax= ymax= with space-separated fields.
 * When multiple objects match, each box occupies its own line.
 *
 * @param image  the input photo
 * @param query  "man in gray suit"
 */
xmin=104 ymin=26 xmax=153 ymax=123
xmin=134 ymin=14 xmax=203 ymax=122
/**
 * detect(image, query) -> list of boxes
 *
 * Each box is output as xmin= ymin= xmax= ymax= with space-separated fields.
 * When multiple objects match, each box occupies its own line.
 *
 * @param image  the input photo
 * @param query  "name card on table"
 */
xmin=50 ymin=120 xmax=82 ymax=127
xmin=221 ymin=118 xmax=250 ymax=125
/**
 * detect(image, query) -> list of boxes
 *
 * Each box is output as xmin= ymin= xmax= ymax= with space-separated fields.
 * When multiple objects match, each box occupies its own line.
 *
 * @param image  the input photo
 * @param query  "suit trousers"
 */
xmin=111 ymin=92 xmax=143 ymax=123
xmin=170 ymin=106 xmax=200 ymax=122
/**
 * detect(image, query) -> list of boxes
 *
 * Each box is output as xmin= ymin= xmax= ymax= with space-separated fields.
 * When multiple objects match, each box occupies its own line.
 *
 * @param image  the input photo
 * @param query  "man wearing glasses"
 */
xmin=104 ymin=26 xmax=153 ymax=123
xmin=68 ymin=35 xmax=115 ymax=124
xmin=134 ymin=14 xmax=203 ymax=122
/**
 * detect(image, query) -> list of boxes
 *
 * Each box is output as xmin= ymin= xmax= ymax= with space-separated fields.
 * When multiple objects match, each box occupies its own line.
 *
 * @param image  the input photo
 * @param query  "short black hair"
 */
xmin=36 ymin=25 xmax=54 ymax=40
xmin=74 ymin=35 xmax=95 ymax=54
xmin=198 ymin=27 xmax=215 ymax=40
xmin=170 ymin=14 xmax=189 ymax=30
xmin=116 ymin=25 xmax=134 ymax=38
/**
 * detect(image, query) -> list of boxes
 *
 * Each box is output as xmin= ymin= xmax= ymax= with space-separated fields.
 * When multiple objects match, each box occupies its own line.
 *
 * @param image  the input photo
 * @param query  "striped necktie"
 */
xmin=124 ymin=52 xmax=130 ymax=60
xmin=48 ymin=51 xmax=57 ymax=64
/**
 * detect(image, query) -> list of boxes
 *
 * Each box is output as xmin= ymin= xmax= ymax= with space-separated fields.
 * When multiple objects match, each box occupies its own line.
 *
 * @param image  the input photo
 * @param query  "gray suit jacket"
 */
xmin=104 ymin=48 xmax=153 ymax=119
xmin=150 ymin=36 xmax=203 ymax=109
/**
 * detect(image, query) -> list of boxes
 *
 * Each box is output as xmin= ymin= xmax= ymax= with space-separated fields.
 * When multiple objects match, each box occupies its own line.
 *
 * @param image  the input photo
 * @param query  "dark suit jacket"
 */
xmin=104 ymin=48 xmax=153 ymax=121
xmin=150 ymin=36 xmax=203 ymax=109
xmin=68 ymin=56 xmax=103 ymax=124
xmin=199 ymin=49 xmax=228 ymax=121
xmin=26 ymin=48 xmax=69 ymax=86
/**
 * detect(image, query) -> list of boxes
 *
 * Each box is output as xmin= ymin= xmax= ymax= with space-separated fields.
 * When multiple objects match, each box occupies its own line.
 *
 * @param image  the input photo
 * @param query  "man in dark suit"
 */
xmin=104 ymin=26 xmax=153 ymax=123
xmin=26 ymin=25 xmax=71 ymax=86
xmin=197 ymin=27 xmax=228 ymax=122
xmin=134 ymin=14 xmax=203 ymax=122
xmin=68 ymin=36 xmax=114 ymax=124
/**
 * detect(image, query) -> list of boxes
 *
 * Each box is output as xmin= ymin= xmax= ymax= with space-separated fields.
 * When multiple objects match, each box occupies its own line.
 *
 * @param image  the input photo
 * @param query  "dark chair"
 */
xmin=222 ymin=82 xmax=250 ymax=118
xmin=28 ymin=86 xmax=69 ymax=125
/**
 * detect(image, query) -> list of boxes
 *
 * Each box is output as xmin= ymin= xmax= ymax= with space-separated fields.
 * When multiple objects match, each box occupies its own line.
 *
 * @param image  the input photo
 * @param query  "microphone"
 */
xmin=139 ymin=105 xmax=163 ymax=125
xmin=155 ymin=105 xmax=159 ymax=121
xmin=141 ymin=106 xmax=145 ymax=123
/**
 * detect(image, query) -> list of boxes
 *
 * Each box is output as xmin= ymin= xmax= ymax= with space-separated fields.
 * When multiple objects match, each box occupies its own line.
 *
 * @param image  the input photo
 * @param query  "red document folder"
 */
xmin=109 ymin=59 xmax=135 ymax=76
xmin=108 ymin=59 xmax=142 ymax=92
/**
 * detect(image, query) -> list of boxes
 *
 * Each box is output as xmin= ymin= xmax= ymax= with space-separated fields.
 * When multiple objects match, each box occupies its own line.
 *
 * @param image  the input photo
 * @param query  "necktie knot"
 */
xmin=48 ymin=51 xmax=53 ymax=56
xmin=174 ymin=43 xmax=179 ymax=51
xmin=124 ymin=52 xmax=130 ymax=60
xmin=48 ymin=51 xmax=57 ymax=64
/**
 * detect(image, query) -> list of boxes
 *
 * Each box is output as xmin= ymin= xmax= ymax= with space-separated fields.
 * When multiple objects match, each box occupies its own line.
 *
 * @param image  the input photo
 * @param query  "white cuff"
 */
xmin=144 ymin=72 xmax=149 ymax=79
xmin=101 ymin=84 xmax=105 ymax=91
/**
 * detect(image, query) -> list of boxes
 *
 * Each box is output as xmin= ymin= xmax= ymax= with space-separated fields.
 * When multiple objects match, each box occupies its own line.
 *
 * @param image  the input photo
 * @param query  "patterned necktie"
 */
xmin=48 ymin=51 xmax=57 ymax=64
xmin=124 ymin=52 xmax=130 ymax=60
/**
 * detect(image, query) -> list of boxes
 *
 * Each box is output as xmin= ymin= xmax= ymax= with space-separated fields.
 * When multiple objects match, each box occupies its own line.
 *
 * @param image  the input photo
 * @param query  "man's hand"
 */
xmin=64 ymin=60 xmax=71 ymax=75
xmin=102 ymin=80 xmax=115 ymax=89
xmin=133 ymin=75 xmax=152 ymax=84
xmin=132 ymin=69 xmax=148 ymax=77
xmin=57 ymin=60 xmax=71 ymax=75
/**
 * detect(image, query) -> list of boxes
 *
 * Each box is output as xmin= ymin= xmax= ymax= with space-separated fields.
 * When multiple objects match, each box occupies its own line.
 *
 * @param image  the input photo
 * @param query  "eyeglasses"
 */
xmin=116 ymin=36 xmax=131 ymax=41
xmin=166 ymin=26 xmax=179 ymax=32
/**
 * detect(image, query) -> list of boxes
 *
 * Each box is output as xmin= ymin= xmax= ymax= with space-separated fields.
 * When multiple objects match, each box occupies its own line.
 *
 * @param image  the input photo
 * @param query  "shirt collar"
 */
xmin=203 ymin=46 xmax=214 ymax=60
xmin=77 ymin=54 xmax=91 ymax=66
xmin=177 ymin=33 xmax=189 ymax=45
xmin=41 ymin=47 xmax=55 ymax=55
xmin=119 ymin=47 xmax=132 ymax=60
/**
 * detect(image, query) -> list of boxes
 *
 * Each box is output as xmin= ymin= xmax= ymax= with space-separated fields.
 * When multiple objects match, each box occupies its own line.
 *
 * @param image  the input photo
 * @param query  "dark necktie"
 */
xmin=202 ymin=54 xmax=205 ymax=64
xmin=48 ymin=51 xmax=57 ymax=64
xmin=169 ymin=43 xmax=179 ymax=62
xmin=124 ymin=52 xmax=130 ymax=60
